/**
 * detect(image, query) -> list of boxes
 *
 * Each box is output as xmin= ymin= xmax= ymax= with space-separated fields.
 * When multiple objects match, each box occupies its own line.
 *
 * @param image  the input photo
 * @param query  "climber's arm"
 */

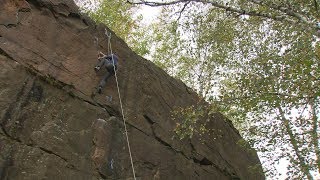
xmin=98 ymin=51 xmax=106 ymax=57
xmin=94 ymin=56 xmax=106 ymax=72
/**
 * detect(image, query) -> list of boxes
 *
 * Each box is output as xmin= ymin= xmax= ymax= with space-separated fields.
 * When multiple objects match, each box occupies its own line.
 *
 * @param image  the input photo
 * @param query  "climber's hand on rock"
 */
xmin=94 ymin=66 xmax=100 ymax=72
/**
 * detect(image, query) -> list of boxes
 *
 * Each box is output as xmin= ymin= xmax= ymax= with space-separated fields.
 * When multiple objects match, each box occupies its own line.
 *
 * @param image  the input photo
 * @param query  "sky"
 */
xmin=74 ymin=0 xmax=161 ymax=24
xmin=137 ymin=6 xmax=161 ymax=24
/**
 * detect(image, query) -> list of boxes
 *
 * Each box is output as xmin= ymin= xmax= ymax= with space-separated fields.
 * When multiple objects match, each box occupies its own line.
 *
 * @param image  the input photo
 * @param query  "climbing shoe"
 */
xmin=97 ymin=86 xmax=102 ymax=94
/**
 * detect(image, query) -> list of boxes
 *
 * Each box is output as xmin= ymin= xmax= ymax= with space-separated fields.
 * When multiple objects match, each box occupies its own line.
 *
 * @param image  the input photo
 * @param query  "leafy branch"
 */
xmin=127 ymin=0 xmax=320 ymax=30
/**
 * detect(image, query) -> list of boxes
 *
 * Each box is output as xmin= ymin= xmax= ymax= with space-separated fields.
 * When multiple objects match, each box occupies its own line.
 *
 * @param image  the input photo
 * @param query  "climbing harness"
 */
xmin=105 ymin=29 xmax=137 ymax=180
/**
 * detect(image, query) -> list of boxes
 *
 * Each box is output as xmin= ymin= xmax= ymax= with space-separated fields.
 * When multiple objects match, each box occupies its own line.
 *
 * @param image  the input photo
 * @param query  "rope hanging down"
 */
xmin=106 ymin=29 xmax=137 ymax=180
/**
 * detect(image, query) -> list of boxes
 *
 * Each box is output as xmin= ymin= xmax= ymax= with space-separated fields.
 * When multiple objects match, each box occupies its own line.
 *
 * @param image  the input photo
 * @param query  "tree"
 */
xmin=128 ymin=0 xmax=320 ymax=29
xmin=218 ymin=23 xmax=320 ymax=178
xmin=128 ymin=0 xmax=320 ymax=179
xmin=77 ymin=0 xmax=150 ymax=56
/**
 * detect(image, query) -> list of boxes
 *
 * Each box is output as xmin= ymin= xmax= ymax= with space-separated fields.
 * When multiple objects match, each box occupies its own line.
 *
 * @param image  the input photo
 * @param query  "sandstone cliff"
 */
xmin=0 ymin=0 xmax=264 ymax=179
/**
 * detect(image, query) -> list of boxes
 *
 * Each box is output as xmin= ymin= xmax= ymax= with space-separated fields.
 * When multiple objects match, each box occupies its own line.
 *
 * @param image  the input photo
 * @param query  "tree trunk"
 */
xmin=310 ymin=99 xmax=320 ymax=174
xmin=278 ymin=106 xmax=313 ymax=180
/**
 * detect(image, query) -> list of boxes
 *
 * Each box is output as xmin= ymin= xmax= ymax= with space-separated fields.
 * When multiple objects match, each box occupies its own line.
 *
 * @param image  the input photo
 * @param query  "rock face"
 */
xmin=0 ymin=0 xmax=264 ymax=179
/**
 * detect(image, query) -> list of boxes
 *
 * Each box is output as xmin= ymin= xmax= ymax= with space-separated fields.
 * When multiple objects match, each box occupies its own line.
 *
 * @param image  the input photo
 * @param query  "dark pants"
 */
xmin=99 ymin=63 xmax=116 ymax=88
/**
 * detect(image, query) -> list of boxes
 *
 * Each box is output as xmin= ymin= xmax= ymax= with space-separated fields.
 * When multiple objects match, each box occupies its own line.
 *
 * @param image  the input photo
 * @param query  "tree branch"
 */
xmin=315 ymin=0 xmax=320 ymax=12
xmin=127 ymin=0 xmax=186 ymax=7
xmin=277 ymin=106 xmax=313 ymax=180
xmin=248 ymin=0 xmax=315 ymax=27
xmin=216 ymin=92 xmax=315 ymax=103
xmin=310 ymin=98 xmax=320 ymax=174
xmin=127 ymin=0 xmax=320 ymax=29
xmin=176 ymin=2 xmax=190 ymax=22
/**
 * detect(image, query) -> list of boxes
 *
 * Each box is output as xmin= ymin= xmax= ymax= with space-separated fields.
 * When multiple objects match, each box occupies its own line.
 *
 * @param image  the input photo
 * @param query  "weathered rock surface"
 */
xmin=0 ymin=0 xmax=264 ymax=179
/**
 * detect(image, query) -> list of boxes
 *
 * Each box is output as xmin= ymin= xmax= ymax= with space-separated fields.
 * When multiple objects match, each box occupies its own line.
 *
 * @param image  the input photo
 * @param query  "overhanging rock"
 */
xmin=0 ymin=0 xmax=265 ymax=179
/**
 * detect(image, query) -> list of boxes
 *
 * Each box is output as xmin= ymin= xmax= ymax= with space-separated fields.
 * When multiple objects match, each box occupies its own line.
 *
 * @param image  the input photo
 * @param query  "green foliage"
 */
xmin=84 ymin=0 xmax=134 ymax=39
xmin=220 ymin=20 xmax=319 ymax=178
xmin=80 ymin=0 xmax=150 ymax=56
xmin=172 ymin=104 xmax=210 ymax=140
xmin=140 ymin=0 xmax=320 ymax=179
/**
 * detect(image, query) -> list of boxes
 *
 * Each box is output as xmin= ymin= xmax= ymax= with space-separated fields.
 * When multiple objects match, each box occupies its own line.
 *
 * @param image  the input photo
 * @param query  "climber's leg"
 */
xmin=105 ymin=63 xmax=117 ymax=72
xmin=98 ymin=72 xmax=112 ymax=94
xmin=94 ymin=59 xmax=105 ymax=72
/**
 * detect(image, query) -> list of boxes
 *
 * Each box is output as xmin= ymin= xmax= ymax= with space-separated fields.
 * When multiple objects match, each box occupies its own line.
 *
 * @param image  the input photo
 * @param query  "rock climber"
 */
xmin=94 ymin=52 xmax=119 ymax=94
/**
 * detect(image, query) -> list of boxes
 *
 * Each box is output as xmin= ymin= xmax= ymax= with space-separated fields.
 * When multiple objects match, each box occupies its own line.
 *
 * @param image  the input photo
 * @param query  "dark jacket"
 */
xmin=96 ymin=54 xmax=119 ymax=72
xmin=103 ymin=54 xmax=118 ymax=66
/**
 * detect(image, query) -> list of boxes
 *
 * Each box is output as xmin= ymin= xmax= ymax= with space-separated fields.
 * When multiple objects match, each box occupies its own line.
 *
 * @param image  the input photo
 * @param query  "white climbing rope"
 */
xmin=106 ymin=29 xmax=137 ymax=180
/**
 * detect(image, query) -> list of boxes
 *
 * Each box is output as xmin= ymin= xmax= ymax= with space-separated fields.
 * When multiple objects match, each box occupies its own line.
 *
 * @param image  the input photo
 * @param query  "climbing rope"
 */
xmin=105 ymin=29 xmax=137 ymax=180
